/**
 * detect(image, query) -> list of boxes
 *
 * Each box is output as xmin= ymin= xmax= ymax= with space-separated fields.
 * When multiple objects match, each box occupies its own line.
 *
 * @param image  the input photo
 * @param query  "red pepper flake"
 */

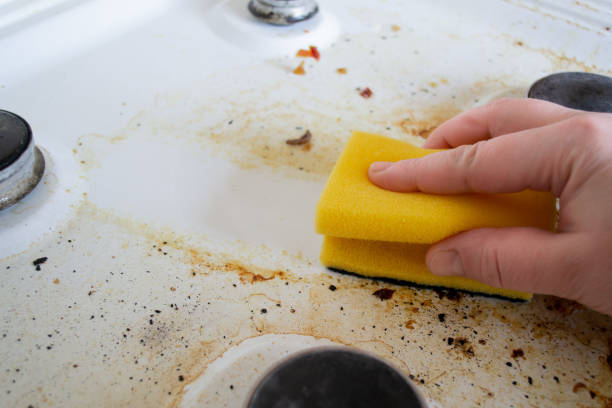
xmin=310 ymin=46 xmax=320 ymax=61
xmin=296 ymin=49 xmax=312 ymax=58
xmin=372 ymin=288 xmax=395 ymax=300
xmin=359 ymin=87 xmax=373 ymax=98
xmin=286 ymin=130 xmax=312 ymax=145
xmin=293 ymin=61 xmax=305 ymax=75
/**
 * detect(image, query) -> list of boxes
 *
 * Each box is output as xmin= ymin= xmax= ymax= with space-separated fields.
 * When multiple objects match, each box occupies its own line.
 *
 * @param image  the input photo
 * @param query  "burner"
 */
xmin=247 ymin=347 xmax=427 ymax=408
xmin=528 ymin=72 xmax=612 ymax=113
xmin=248 ymin=0 xmax=319 ymax=25
xmin=0 ymin=110 xmax=45 ymax=210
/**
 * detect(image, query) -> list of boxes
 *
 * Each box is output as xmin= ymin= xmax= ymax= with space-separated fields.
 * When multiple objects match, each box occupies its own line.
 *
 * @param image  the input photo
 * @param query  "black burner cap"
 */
xmin=247 ymin=348 xmax=426 ymax=408
xmin=0 ymin=110 xmax=32 ymax=171
xmin=528 ymin=72 xmax=612 ymax=113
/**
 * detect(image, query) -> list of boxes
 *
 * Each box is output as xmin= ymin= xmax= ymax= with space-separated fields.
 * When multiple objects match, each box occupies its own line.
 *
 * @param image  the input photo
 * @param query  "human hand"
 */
xmin=368 ymin=98 xmax=612 ymax=316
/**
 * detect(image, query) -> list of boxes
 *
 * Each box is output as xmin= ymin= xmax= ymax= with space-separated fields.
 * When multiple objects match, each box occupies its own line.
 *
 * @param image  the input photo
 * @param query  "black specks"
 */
xmin=178 ymin=375 xmax=184 ymax=382
xmin=154 ymin=310 xmax=161 ymax=314
xmin=149 ymin=319 xmax=153 ymax=325
xmin=229 ymin=384 xmax=234 ymax=390
xmin=438 ymin=313 xmax=446 ymax=323
xmin=553 ymin=376 xmax=559 ymax=383
xmin=506 ymin=362 xmax=513 ymax=367
xmin=46 ymin=345 xmax=52 ymax=350
xmin=33 ymin=257 xmax=48 ymax=271
xmin=527 ymin=376 xmax=533 ymax=385
xmin=512 ymin=381 xmax=518 ymax=386
xmin=328 ymin=285 xmax=337 ymax=291
xmin=447 ymin=337 xmax=454 ymax=345
xmin=90 ymin=315 xmax=95 ymax=320
xmin=260 ymin=308 xmax=267 ymax=314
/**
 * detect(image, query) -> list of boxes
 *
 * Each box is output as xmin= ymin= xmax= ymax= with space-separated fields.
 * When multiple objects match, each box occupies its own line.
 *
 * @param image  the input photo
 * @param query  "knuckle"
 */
xmin=568 ymin=114 xmax=602 ymax=139
xmin=480 ymin=244 xmax=505 ymax=288
xmin=453 ymin=142 xmax=487 ymax=191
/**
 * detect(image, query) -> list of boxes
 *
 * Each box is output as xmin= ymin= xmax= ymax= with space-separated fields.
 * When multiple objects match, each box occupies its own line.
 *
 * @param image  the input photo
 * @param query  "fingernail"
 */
xmin=427 ymin=250 xmax=464 ymax=276
xmin=369 ymin=161 xmax=392 ymax=174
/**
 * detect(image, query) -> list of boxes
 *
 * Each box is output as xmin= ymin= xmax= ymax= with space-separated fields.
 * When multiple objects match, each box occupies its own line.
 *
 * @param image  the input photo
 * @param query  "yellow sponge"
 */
xmin=315 ymin=131 xmax=557 ymax=300
xmin=321 ymin=236 xmax=532 ymax=301
xmin=316 ymin=131 xmax=557 ymax=243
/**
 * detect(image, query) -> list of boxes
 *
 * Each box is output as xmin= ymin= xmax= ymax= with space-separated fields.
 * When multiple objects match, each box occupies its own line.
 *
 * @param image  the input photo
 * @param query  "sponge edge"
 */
xmin=315 ymin=131 xmax=557 ymax=244
xmin=321 ymin=236 xmax=532 ymax=301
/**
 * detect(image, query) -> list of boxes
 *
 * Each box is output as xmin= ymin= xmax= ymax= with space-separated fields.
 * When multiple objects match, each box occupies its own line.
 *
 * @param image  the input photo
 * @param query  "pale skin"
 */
xmin=368 ymin=98 xmax=612 ymax=317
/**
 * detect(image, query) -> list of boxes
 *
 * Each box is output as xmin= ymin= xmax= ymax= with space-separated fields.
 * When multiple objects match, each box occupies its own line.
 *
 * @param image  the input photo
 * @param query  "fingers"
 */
xmin=369 ymin=116 xmax=584 ymax=196
xmin=425 ymin=228 xmax=585 ymax=299
xmin=424 ymin=98 xmax=578 ymax=149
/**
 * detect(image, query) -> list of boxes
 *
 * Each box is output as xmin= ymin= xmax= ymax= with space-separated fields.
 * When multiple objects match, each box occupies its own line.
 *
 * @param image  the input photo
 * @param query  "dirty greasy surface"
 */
xmin=1 ymin=0 xmax=612 ymax=407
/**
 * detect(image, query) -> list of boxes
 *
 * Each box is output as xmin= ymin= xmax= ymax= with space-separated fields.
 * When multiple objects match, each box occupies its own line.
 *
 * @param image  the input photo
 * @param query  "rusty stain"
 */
xmin=397 ymin=103 xmax=462 ymax=139
xmin=372 ymin=288 xmax=395 ymax=300
xmin=452 ymin=337 xmax=475 ymax=358
xmin=511 ymin=348 xmax=525 ymax=359
xmin=404 ymin=319 xmax=416 ymax=329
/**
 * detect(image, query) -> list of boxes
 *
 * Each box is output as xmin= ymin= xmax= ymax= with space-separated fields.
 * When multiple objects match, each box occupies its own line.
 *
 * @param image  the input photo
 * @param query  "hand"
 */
xmin=368 ymin=98 xmax=612 ymax=316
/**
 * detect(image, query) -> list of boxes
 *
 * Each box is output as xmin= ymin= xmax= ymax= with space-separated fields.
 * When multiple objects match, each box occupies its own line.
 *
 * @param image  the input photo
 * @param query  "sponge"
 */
xmin=316 ymin=132 xmax=557 ymax=243
xmin=315 ymin=131 xmax=557 ymax=300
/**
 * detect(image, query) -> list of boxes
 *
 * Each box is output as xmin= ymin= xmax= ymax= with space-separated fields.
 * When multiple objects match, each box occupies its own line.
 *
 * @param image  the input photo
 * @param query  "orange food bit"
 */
xmin=391 ymin=24 xmax=401 ymax=32
xmin=293 ymin=61 xmax=306 ymax=75
xmin=336 ymin=67 xmax=347 ymax=74
xmin=296 ymin=49 xmax=312 ymax=58
xmin=359 ymin=87 xmax=373 ymax=98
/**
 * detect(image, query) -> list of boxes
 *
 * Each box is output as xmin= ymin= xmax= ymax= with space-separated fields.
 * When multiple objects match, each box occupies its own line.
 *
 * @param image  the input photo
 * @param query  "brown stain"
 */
xmin=404 ymin=319 xmax=416 ymax=329
xmin=502 ymin=35 xmax=611 ymax=75
xmin=511 ymin=348 xmax=525 ymax=359
xmin=573 ymin=383 xmax=612 ymax=408
xmin=545 ymin=297 xmax=583 ymax=316
xmin=452 ymin=337 xmax=475 ymax=358
xmin=607 ymin=338 xmax=612 ymax=372
xmin=397 ymin=103 xmax=462 ymax=139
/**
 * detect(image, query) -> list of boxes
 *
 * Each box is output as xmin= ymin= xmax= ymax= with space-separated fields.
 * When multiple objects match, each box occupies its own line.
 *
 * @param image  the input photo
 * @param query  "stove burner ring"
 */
xmin=0 ymin=110 xmax=45 ymax=210
xmin=247 ymin=347 xmax=428 ymax=408
xmin=528 ymin=72 xmax=612 ymax=113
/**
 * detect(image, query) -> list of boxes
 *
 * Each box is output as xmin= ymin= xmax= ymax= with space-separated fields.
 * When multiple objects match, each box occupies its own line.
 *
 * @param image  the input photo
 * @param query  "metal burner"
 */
xmin=528 ymin=72 xmax=612 ymax=113
xmin=0 ymin=110 xmax=45 ymax=210
xmin=247 ymin=347 xmax=428 ymax=408
xmin=248 ymin=0 xmax=319 ymax=26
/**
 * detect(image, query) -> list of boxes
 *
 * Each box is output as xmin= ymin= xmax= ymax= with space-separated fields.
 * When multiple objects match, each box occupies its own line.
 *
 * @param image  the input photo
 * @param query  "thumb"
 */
xmin=426 ymin=227 xmax=585 ymax=299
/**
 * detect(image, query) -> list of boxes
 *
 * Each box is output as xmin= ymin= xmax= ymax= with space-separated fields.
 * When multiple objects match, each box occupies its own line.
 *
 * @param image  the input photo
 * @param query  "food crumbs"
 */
xmin=372 ymin=288 xmax=395 ymax=300
xmin=310 ymin=46 xmax=320 ymax=61
xmin=359 ymin=87 xmax=373 ymax=99
xmin=53 ymin=278 xmax=60 ymax=285
xmin=178 ymin=375 xmax=184 ymax=382
xmin=293 ymin=61 xmax=306 ymax=75
xmin=391 ymin=24 xmax=401 ymax=32
xmin=405 ymin=319 xmax=416 ymax=329
xmin=286 ymin=130 xmax=312 ymax=146
xmin=336 ymin=67 xmax=347 ymax=74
